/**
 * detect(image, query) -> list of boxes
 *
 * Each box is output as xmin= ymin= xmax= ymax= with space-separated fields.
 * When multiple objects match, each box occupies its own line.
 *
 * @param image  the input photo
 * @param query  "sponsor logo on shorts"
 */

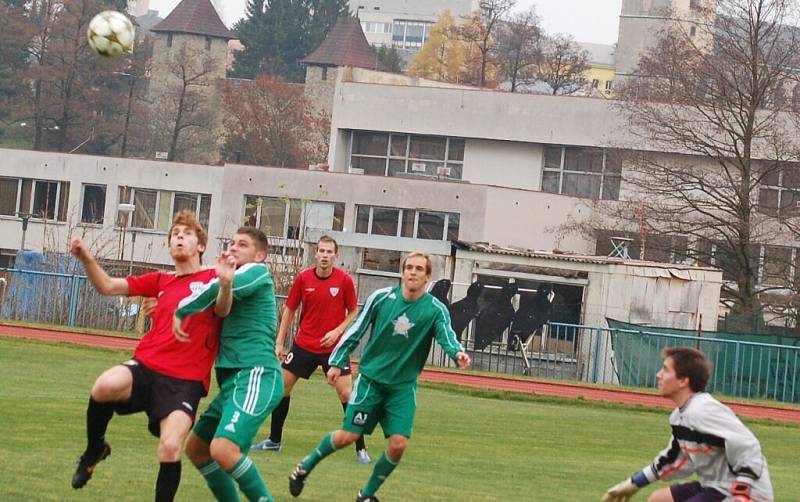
xmin=181 ymin=401 xmax=193 ymax=411
xmin=330 ymin=287 xmax=339 ymax=297
xmin=352 ymin=411 xmax=368 ymax=426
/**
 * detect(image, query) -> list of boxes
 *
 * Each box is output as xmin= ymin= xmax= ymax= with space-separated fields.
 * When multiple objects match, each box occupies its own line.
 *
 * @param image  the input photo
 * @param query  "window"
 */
xmin=321 ymin=66 xmax=328 ymax=81
xmin=542 ymin=146 xmax=621 ymax=200
xmin=355 ymin=205 xmax=459 ymax=241
xmin=391 ymin=20 xmax=432 ymax=49
xmin=605 ymin=80 xmax=613 ymax=91
xmin=205 ymin=37 xmax=212 ymax=51
xmin=0 ymin=176 xmax=69 ymax=221
xmin=118 ymin=187 xmax=211 ymax=231
xmin=762 ymin=246 xmax=793 ymax=287
xmin=81 ymin=184 xmax=106 ymax=225
xmin=349 ymin=131 xmax=465 ymax=180
xmin=758 ymin=164 xmax=800 ymax=216
xmin=167 ymin=33 xmax=173 ymax=48
xmin=591 ymin=79 xmax=599 ymax=89
xmin=362 ymin=21 xmax=391 ymax=34
xmin=244 ymin=196 xmax=345 ymax=238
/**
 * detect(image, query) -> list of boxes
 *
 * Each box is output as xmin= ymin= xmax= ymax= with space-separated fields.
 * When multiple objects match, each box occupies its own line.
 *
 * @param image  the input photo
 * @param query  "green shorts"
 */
xmin=193 ymin=366 xmax=283 ymax=451
xmin=343 ymin=374 xmax=417 ymax=438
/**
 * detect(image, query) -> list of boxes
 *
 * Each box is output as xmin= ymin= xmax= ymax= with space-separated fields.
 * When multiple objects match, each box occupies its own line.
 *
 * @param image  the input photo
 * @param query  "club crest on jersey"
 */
xmin=352 ymin=411 xmax=368 ymax=426
xmin=189 ymin=281 xmax=205 ymax=294
xmin=330 ymin=287 xmax=339 ymax=297
xmin=392 ymin=314 xmax=414 ymax=337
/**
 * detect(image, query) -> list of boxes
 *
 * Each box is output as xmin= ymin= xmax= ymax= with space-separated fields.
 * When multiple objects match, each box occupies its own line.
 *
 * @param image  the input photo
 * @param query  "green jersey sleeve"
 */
xmin=431 ymin=297 xmax=466 ymax=362
xmin=328 ymin=286 xmax=392 ymax=368
xmin=175 ymin=263 xmax=272 ymax=319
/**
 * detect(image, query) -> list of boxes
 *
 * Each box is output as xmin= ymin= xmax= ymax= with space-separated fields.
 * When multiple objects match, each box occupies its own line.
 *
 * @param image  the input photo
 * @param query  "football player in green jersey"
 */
xmin=289 ymin=252 xmax=471 ymax=502
xmin=175 ymin=227 xmax=283 ymax=502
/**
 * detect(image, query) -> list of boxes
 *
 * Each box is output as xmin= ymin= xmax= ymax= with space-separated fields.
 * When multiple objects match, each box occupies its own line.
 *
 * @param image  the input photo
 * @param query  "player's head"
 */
xmin=401 ymin=252 xmax=432 ymax=294
xmin=658 ymin=347 xmax=710 ymax=396
xmin=168 ymin=210 xmax=207 ymax=263
xmin=315 ymin=235 xmax=338 ymax=271
xmin=229 ymin=226 xmax=268 ymax=265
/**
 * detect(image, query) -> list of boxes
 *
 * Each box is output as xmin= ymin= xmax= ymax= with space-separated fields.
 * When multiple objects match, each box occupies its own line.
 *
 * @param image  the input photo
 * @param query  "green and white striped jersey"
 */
xmin=176 ymin=262 xmax=279 ymax=370
xmin=330 ymin=286 xmax=464 ymax=385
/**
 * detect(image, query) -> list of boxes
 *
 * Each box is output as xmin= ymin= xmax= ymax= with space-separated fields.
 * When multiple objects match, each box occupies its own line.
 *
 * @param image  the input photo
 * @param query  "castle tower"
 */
xmin=148 ymin=0 xmax=235 ymax=163
xmin=616 ymin=0 xmax=716 ymax=78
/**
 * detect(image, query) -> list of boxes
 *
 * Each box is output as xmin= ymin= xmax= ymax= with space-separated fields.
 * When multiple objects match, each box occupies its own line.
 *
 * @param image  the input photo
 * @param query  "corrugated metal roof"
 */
xmin=453 ymin=240 xmax=719 ymax=273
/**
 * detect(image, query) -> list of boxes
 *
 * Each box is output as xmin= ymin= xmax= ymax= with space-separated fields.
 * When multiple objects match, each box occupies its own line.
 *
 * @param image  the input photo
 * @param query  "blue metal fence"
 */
xmin=1 ymin=267 xmax=797 ymax=403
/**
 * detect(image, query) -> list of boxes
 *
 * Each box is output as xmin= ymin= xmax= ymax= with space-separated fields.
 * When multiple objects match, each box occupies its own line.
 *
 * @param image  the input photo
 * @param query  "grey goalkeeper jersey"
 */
xmin=640 ymin=392 xmax=773 ymax=501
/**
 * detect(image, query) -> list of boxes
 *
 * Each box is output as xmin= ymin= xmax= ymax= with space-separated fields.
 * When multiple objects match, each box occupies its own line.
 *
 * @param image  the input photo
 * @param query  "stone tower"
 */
xmin=148 ymin=0 xmax=235 ymax=164
xmin=616 ymin=0 xmax=716 ymax=78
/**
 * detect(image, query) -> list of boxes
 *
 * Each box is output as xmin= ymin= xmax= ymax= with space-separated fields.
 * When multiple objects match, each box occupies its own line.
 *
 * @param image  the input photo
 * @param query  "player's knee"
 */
xmin=387 ymin=436 xmax=408 ymax=459
xmin=333 ymin=430 xmax=359 ymax=448
xmin=184 ymin=434 xmax=210 ymax=466
xmin=91 ymin=376 xmax=121 ymax=401
xmin=157 ymin=436 xmax=183 ymax=462
xmin=209 ymin=438 xmax=241 ymax=470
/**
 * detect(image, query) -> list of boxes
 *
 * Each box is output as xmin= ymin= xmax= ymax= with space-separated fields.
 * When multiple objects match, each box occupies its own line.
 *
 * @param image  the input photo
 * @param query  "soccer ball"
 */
xmin=87 ymin=10 xmax=135 ymax=58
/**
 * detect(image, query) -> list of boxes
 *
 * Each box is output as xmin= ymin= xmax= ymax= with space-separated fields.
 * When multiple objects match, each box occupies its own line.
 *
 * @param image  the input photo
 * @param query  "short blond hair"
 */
xmin=402 ymin=252 xmax=432 ymax=275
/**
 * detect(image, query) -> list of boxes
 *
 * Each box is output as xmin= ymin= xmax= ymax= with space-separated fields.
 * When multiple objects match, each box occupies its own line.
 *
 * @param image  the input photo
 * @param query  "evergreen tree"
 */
xmin=233 ymin=0 xmax=349 ymax=82
xmin=376 ymin=45 xmax=403 ymax=73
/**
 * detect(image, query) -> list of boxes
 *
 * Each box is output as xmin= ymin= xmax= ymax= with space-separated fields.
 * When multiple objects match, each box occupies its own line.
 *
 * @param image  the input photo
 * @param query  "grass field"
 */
xmin=1 ymin=337 xmax=799 ymax=501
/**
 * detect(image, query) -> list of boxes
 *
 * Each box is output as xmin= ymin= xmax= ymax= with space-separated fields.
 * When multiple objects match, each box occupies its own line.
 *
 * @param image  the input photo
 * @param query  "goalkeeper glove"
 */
xmin=730 ymin=480 xmax=752 ymax=502
xmin=602 ymin=479 xmax=639 ymax=502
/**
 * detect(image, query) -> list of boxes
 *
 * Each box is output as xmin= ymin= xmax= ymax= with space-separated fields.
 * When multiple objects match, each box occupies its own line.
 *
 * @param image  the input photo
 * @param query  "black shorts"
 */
xmin=114 ymin=359 xmax=205 ymax=437
xmin=282 ymin=344 xmax=352 ymax=379
xmin=670 ymin=482 xmax=726 ymax=502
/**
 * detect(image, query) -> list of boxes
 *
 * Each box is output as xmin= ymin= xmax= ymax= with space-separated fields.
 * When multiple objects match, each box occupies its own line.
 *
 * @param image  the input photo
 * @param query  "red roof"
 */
xmin=151 ymin=0 xmax=235 ymax=40
xmin=302 ymin=17 xmax=383 ymax=70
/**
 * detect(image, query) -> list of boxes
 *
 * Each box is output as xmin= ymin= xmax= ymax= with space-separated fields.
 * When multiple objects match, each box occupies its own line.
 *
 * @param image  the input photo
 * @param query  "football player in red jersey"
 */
xmin=251 ymin=235 xmax=370 ymax=463
xmin=69 ymin=210 xmax=222 ymax=501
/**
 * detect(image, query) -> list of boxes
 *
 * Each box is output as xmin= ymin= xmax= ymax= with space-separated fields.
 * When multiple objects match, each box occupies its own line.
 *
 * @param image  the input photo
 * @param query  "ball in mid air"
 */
xmin=87 ymin=10 xmax=135 ymax=58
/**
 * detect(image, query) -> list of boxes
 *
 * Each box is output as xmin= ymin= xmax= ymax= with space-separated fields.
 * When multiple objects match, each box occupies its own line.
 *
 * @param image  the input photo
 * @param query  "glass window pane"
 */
xmin=447 ymin=213 xmax=460 ymax=241
xmin=602 ymin=175 xmax=621 ymax=200
xmin=448 ymin=138 xmax=465 ymax=161
xmin=544 ymin=146 xmax=562 ymax=169
xmin=390 ymin=135 xmax=408 ymax=156
xmin=762 ymin=246 xmax=792 ymax=286
xmin=19 ymin=179 xmax=32 ymax=214
xmin=287 ymin=199 xmax=302 ymax=239
xmin=157 ymin=191 xmax=171 ymax=231
xmin=542 ymin=171 xmax=561 ymax=193
xmin=388 ymin=159 xmax=406 ymax=177
xmin=781 ymin=189 xmax=800 ymax=216
xmin=782 ymin=167 xmax=800 ymax=189
xmin=563 ymin=173 xmax=601 ymax=198
xmin=401 ymin=209 xmax=415 ymax=237
xmin=132 ymin=189 xmax=157 ymax=229
xmin=259 ymin=197 xmax=287 ymax=237
xmin=352 ymin=132 xmax=389 ymax=156
xmin=199 ymin=194 xmax=211 ymax=228
xmin=409 ymin=136 xmax=446 ymax=160
xmin=758 ymin=188 xmax=779 ymax=214
xmin=356 ymin=205 xmax=370 ymax=233
xmin=371 ymin=207 xmax=400 ymax=236
xmin=81 ymin=185 xmax=106 ymax=224
xmin=445 ymin=163 xmax=463 ymax=180
xmin=604 ymin=150 xmax=623 ymax=174
xmin=408 ymin=160 xmax=443 ymax=176
xmin=172 ymin=192 xmax=198 ymax=219
xmin=0 ymin=178 xmax=19 ymax=216
xmin=333 ymin=202 xmax=345 ymax=231
xmin=57 ymin=182 xmax=69 ymax=222
xmin=33 ymin=180 xmax=57 ymax=219
xmin=417 ymin=211 xmax=445 ymax=240
xmin=392 ymin=22 xmax=405 ymax=43
xmin=352 ymin=156 xmax=387 ymax=176
xmin=564 ymin=147 xmax=603 ymax=172
xmin=243 ymin=195 xmax=259 ymax=226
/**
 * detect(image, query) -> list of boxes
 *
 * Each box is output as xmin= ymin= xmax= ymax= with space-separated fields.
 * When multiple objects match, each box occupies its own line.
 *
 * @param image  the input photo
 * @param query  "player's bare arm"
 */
xmin=213 ymin=253 xmax=236 ymax=318
xmin=70 ymin=237 xmax=129 ymax=296
xmin=320 ymin=308 xmax=358 ymax=348
xmin=275 ymin=305 xmax=297 ymax=359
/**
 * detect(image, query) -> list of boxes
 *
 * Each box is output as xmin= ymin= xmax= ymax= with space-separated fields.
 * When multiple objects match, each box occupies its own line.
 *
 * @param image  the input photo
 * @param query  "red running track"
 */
xmin=3 ymin=323 xmax=800 ymax=424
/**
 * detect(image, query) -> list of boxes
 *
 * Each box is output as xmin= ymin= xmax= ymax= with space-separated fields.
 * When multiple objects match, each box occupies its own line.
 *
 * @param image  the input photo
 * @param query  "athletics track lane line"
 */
xmin=2 ymin=324 xmax=799 ymax=424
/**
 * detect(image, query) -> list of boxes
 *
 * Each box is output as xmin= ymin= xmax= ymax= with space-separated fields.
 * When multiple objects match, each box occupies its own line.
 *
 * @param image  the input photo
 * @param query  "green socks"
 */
xmin=199 ymin=461 xmax=239 ymax=502
xmin=360 ymin=452 xmax=398 ymax=497
xmin=230 ymin=456 xmax=273 ymax=502
xmin=301 ymin=432 xmax=339 ymax=472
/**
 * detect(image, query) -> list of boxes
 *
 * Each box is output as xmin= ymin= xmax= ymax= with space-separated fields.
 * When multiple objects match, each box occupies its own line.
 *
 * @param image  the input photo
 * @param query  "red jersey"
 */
xmin=127 ymin=269 xmax=221 ymax=391
xmin=287 ymin=267 xmax=357 ymax=354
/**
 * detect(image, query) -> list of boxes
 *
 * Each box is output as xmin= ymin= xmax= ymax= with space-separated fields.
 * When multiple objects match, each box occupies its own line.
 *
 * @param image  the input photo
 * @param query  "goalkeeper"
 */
xmin=603 ymin=347 xmax=773 ymax=502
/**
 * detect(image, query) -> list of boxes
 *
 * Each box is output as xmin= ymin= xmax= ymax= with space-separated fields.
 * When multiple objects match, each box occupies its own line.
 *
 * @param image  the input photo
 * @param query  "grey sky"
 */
xmin=148 ymin=0 xmax=622 ymax=45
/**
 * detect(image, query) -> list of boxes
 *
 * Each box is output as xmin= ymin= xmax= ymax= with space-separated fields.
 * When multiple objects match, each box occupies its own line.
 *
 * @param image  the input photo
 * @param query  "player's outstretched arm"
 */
xmin=213 ymin=253 xmax=236 ymax=317
xmin=70 ymin=237 xmax=129 ymax=296
xmin=275 ymin=306 xmax=297 ymax=359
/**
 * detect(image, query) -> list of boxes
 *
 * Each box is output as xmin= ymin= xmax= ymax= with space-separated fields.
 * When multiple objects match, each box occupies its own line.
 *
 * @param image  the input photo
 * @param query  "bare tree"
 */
xmin=536 ymin=33 xmax=589 ymax=95
xmin=613 ymin=0 xmax=800 ymax=328
xmin=494 ymin=8 xmax=542 ymax=92
xmin=460 ymin=0 xmax=515 ymax=87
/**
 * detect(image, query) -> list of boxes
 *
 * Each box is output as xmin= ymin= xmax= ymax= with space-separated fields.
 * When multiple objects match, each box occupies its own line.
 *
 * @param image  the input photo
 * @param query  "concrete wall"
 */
xmin=462 ymin=140 xmax=542 ymax=191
